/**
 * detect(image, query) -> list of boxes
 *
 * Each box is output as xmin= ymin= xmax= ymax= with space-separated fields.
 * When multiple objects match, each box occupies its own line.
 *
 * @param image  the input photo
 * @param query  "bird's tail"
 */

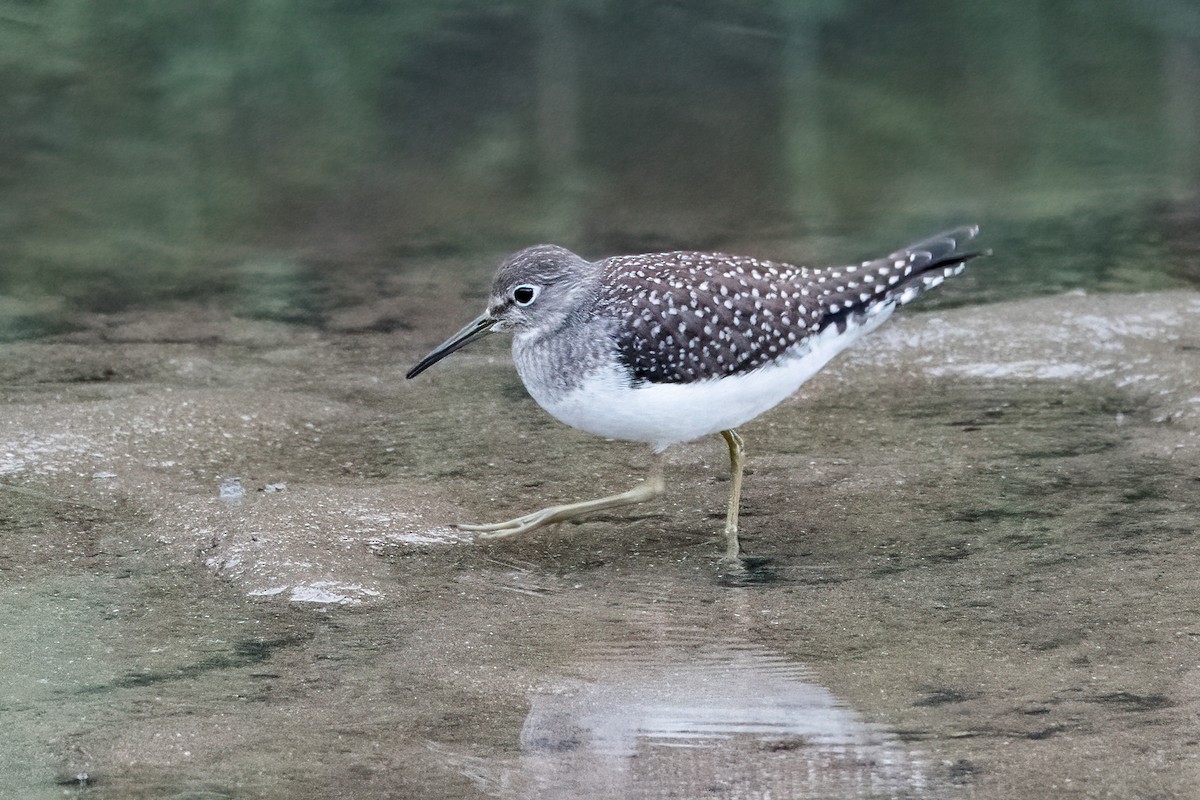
xmin=883 ymin=225 xmax=984 ymax=306
xmin=814 ymin=225 xmax=984 ymax=334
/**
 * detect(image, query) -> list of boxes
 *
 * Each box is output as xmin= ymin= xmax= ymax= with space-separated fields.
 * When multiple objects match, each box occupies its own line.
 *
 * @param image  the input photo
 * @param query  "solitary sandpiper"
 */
xmin=407 ymin=226 xmax=983 ymax=559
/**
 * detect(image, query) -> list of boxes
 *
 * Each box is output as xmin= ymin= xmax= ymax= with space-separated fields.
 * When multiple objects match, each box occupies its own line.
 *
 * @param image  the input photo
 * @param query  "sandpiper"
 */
xmin=407 ymin=226 xmax=983 ymax=559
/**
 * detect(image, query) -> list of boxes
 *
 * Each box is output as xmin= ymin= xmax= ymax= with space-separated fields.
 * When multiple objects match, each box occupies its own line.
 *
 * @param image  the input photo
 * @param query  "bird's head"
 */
xmin=406 ymin=245 xmax=593 ymax=379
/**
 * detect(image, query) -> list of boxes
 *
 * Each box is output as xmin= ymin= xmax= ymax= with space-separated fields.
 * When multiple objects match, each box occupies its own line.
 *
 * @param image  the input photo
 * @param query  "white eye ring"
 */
xmin=513 ymin=284 xmax=540 ymax=306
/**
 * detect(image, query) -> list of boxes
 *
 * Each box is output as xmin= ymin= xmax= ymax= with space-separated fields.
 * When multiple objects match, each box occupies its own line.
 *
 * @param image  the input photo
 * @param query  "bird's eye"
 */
xmin=513 ymin=285 xmax=540 ymax=306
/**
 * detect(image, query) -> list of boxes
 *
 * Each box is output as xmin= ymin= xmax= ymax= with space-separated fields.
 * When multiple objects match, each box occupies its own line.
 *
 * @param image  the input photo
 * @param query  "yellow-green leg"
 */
xmin=720 ymin=429 xmax=745 ymax=561
xmin=459 ymin=452 xmax=666 ymax=539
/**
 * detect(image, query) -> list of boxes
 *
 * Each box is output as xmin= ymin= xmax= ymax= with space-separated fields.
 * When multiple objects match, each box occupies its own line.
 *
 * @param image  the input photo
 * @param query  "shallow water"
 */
xmin=2 ymin=269 xmax=1198 ymax=798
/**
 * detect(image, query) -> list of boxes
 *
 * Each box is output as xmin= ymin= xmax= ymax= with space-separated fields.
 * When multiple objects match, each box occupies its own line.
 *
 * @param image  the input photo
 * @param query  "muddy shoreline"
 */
xmin=2 ymin=289 xmax=1198 ymax=798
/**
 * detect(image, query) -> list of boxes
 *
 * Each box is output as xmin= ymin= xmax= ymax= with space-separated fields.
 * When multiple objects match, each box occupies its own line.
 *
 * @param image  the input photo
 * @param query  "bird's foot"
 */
xmin=457 ymin=503 xmax=582 ymax=539
xmin=458 ymin=467 xmax=666 ymax=540
xmin=720 ymin=523 xmax=741 ymax=563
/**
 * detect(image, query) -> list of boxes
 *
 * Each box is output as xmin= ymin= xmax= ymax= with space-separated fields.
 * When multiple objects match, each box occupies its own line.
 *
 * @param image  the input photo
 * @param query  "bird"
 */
xmin=406 ymin=226 xmax=983 ymax=560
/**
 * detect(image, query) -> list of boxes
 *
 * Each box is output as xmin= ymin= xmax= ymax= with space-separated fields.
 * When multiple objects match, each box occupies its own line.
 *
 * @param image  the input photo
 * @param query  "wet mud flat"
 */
xmin=1 ymin=283 xmax=1199 ymax=799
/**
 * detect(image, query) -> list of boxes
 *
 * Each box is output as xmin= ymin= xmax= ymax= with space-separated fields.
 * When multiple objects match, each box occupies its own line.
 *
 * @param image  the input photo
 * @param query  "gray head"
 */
xmin=485 ymin=245 xmax=596 ymax=333
xmin=406 ymin=244 xmax=594 ymax=379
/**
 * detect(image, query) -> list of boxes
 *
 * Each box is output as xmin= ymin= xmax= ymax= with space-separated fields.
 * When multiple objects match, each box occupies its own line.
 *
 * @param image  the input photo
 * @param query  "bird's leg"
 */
xmin=459 ymin=452 xmax=666 ymax=539
xmin=720 ymin=429 xmax=745 ymax=561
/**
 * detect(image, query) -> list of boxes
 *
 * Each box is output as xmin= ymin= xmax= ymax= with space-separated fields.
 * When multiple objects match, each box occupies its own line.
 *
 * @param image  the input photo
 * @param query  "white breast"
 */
xmin=517 ymin=306 xmax=895 ymax=451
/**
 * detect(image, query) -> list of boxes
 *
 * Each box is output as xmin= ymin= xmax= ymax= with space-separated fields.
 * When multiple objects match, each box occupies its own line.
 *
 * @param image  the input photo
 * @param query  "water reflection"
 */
xmin=516 ymin=641 xmax=938 ymax=799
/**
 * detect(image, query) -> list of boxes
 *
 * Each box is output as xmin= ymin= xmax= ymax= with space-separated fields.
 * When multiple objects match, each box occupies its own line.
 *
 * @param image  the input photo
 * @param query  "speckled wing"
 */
xmin=595 ymin=227 xmax=981 ymax=385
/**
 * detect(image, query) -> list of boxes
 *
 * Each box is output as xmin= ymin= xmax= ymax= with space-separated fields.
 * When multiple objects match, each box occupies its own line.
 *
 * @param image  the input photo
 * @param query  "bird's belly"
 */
xmin=524 ymin=318 xmax=886 ymax=451
xmin=540 ymin=366 xmax=802 ymax=449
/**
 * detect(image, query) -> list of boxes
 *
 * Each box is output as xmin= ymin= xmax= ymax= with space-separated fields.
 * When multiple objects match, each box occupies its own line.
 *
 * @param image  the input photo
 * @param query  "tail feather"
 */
xmin=816 ymin=225 xmax=984 ymax=333
xmin=888 ymin=225 xmax=981 ymax=266
xmin=888 ymin=225 xmax=985 ymax=307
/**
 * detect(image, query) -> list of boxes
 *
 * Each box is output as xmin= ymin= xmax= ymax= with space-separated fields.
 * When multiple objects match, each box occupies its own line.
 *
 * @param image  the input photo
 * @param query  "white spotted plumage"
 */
xmin=403 ymin=226 xmax=983 ymax=551
xmin=458 ymin=227 xmax=980 ymax=449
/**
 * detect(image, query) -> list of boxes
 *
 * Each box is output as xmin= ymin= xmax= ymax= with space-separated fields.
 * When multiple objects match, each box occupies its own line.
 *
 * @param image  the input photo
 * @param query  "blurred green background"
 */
xmin=2 ymin=0 xmax=1198 ymax=336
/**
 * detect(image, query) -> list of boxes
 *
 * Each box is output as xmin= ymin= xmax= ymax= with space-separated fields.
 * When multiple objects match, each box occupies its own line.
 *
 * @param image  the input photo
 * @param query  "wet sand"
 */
xmin=1 ymin=280 xmax=1198 ymax=799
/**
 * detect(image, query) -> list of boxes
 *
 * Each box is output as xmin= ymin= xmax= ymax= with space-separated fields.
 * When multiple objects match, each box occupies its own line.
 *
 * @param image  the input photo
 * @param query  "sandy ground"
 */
xmin=1 ymin=280 xmax=1198 ymax=799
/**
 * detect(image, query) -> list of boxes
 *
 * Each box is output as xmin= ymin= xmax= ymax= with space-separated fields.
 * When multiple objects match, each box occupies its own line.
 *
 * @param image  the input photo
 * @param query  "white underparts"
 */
xmin=522 ymin=304 xmax=897 ymax=451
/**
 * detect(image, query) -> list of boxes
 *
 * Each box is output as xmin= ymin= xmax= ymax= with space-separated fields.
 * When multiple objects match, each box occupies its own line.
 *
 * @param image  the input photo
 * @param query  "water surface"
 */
xmin=2 ymin=272 xmax=1198 ymax=798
